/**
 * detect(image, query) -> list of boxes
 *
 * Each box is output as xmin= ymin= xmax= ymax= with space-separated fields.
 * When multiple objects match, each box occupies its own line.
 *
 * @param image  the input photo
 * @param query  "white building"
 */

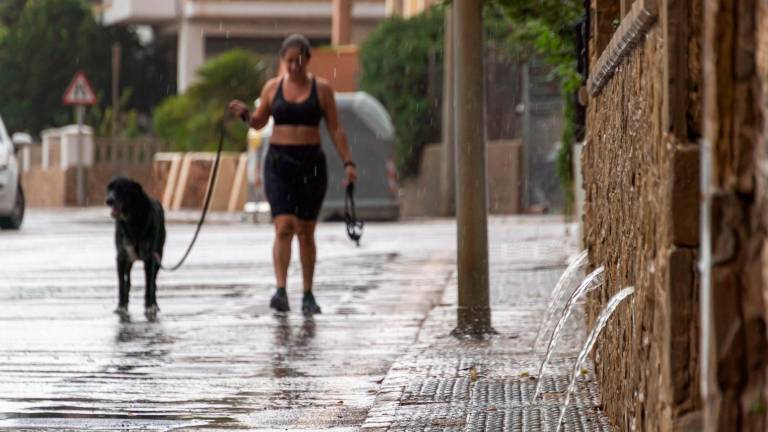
xmin=100 ymin=0 xmax=390 ymax=92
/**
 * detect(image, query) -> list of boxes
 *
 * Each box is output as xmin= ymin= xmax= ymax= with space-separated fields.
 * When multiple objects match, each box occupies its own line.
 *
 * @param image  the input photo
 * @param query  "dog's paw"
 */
xmin=114 ymin=305 xmax=128 ymax=315
xmin=144 ymin=304 xmax=160 ymax=317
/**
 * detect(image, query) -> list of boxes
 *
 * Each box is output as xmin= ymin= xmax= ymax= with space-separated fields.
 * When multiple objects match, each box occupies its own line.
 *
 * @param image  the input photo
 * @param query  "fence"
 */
xmin=93 ymin=138 xmax=166 ymax=165
xmin=20 ymin=133 xmax=166 ymax=171
xmin=20 ymin=125 xmax=167 ymax=207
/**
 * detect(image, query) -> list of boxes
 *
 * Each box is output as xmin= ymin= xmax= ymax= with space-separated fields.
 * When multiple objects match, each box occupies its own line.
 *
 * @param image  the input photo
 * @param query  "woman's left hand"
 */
xmin=344 ymin=165 xmax=358 ymax=185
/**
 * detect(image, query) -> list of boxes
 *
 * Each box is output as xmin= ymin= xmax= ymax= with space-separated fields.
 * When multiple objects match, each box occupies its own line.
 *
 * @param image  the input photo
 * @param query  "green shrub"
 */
xmin=153 ymin=50 xmax=268 ymax=152
xmin=360 ymin=5 xmax=547 ymax=179
xmin=359 ymin=8 xmax=444 ymax=178
xmin=360 ymin=2 xmax=583 ymax=197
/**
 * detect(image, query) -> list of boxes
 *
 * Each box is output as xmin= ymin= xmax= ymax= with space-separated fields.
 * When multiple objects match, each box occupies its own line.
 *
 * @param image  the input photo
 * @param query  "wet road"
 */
xmin=0 ymin=210 xmax=454 ymax=431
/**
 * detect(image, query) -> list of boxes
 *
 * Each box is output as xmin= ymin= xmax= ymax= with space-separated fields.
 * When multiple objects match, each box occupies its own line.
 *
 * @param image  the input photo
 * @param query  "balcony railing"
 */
xmin=102 ymin=0 xmax=386 ymax=25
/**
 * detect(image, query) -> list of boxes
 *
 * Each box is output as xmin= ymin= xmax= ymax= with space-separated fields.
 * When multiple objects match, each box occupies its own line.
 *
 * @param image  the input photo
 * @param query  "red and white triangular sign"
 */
xmin=62 ymin=71 xmax=97 ymax=106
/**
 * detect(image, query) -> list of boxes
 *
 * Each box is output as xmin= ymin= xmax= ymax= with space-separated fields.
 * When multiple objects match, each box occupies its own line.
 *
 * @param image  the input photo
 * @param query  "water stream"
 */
xmin=531 ymin=266 xmax=605 ymax=402
xmin=533 ymin=250 xmax=588 ymax=352
xmin=555 ymin=287 xmax=635 ymax=432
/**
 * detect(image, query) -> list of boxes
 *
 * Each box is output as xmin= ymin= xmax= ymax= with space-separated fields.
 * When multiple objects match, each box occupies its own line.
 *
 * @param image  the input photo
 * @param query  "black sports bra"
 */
xmin=271 ymin=77 xmax=324 ymax=127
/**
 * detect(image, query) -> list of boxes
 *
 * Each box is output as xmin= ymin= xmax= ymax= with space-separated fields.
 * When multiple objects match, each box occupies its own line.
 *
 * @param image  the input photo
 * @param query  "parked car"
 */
xmin=0 ymin=114 xmax=31 ymax=230
xmin=245 ymin=92 xmax=400 ymax=221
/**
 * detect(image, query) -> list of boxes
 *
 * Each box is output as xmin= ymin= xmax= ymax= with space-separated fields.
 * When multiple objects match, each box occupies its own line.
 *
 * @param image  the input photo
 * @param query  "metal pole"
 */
xmin=521 ymin=62 xmax=532 ymax=210
xmin=452 ymin=0 xmax=492 ymax=336
xmin=111 ymin=43 xmax=121 ymax=140
xmin=440 ymin=5 xmax=455 ymax=216
xmin=699 ymin=137 xmax=715 ymax=426
xmin=76 ymin=105 xmax=85 ymax=206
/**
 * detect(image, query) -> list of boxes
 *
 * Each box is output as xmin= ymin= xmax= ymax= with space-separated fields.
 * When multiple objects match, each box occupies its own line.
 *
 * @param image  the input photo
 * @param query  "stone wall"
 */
xmin=582 ymin=6 xmax=703 ymax=427
xmin=699 ymin=0 xmax=768 ymax=427
xmin=22 ymin=151 xmax=247 ymax=212
xmin=584 ymin=0 xmax=768 ymax=428
xmin=400 ymin=140 xmax=523 ymax=218
xmin=21 ymin=136 xmax=165 ymax=207
xmin=22 ymin=163 xmax=157 ymax=207
xmin=85 ymin=164 xmax=158 ymax=205
xmin=21 ymin=168 xmax=69 ymax=207
xmin=584 ymin=25 xmax=668 ymax=431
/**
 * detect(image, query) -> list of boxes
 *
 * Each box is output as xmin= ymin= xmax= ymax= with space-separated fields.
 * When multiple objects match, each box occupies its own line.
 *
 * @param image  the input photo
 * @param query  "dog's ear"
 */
xmin=126 ymin=180 xmax=147 ymax=202
xmin=107 ymin=176 xmax=128 ymax=192
xmin=128 ymin=180 xmax=144 ymax=194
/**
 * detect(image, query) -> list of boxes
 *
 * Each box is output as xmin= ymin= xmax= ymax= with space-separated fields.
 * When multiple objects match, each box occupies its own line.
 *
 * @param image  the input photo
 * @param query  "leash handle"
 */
xmin=344 ymin=182 xmax=364 ymax=247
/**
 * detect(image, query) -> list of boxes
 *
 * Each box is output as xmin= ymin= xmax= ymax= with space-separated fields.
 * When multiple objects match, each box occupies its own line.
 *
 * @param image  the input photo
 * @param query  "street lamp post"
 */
xmin=452 ymin=0 xmax=493 ymax=336
xmin=440 ymin=5 xmax=455 ymax=217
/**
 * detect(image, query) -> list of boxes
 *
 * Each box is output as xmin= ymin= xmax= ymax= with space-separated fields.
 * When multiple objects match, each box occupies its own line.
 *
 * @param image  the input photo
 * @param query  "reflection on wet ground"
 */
xmin=271 ymin=315 xmax=315 ymax=379
xmin=0 ymin=211 xmax=464 ymax=430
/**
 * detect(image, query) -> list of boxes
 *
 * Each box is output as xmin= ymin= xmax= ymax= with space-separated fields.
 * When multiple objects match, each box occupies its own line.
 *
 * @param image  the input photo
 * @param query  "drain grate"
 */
xmin=399 ymin=376 xmax=600 ymax=407
xmin=472 ymin=376 xmax=600 ymax=407
xmin=466 ymin=405 xmax=612 ymax=432
xmin=387 ymin=403 xmax=468 ymax=432
xmin=402 ymin=378 xmax=472 ymax=404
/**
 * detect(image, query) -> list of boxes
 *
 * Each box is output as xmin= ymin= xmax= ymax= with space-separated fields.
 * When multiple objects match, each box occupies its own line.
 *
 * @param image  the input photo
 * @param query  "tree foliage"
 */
xmin=153 ymin=50 xmax=268 ymax=152
xmin=0 ymin=0 xmax=173 ymax=135
xmin=0 ymin=0 xmax=26 ymax=27
xmin=359 ymin=3 xmax=577 ymax=180
xmin=492 ymin=0 xmax=584 ymax=211
xmin=359 ymin=8 xmax=444 ymax=178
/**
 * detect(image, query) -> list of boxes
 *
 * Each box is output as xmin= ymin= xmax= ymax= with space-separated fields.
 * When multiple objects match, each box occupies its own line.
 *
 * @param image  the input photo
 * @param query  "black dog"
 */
xmin=105 ymin=177 xmax=166 ymax=316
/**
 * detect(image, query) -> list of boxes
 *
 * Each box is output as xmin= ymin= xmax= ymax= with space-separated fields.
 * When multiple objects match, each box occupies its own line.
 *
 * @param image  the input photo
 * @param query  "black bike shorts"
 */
xmin=264 ymin=143 xmax=328 ymax=221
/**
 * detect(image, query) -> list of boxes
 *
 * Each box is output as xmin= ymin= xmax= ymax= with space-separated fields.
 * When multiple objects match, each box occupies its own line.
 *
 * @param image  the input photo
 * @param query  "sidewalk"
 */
xmin=43 ymin=206 xmax=248 ymax=225
xmin=362 ymin=220 xmax=613 ymax=431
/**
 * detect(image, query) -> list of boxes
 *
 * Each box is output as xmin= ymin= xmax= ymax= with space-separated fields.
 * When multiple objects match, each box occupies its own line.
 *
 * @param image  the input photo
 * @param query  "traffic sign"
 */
xmin=62 ymin=71 xmax=97 ymax=106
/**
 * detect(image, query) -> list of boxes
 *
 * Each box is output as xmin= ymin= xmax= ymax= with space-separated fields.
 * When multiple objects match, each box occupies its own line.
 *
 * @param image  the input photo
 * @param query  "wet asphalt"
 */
xmin=0 ymin=209 xmax=455 ymax=431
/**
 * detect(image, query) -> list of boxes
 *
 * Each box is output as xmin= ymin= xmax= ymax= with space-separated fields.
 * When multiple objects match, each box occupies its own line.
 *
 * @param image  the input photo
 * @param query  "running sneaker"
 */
xmin=270 ymin=288 xmax=290 ymax=312
xmin=302 ymin=292 xmax=322 ymax=315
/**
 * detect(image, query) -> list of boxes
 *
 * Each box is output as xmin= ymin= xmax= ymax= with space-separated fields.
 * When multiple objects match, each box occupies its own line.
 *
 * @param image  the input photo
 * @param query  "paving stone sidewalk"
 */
xmin=362 ymin=220 xmax=613 ymax=431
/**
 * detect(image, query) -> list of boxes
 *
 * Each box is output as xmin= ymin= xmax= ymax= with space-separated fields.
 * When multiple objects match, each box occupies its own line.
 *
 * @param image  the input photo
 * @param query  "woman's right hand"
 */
xmin=227 ymin=99 xmax=249 ymax=122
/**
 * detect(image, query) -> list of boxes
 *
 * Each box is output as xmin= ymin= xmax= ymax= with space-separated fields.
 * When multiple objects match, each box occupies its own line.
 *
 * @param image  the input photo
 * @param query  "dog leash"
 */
xmin=158 ymin=119 xmax=226 ymax=272
xmin=344 ymin=183 xmax=364 ymax=247
xmin=160 ymin=114 xmax=361 ymax=267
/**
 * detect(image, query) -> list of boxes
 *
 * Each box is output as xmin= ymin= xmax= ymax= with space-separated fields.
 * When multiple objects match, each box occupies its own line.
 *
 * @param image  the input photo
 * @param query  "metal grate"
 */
xmin=471 ymin=376 xmax=601 ymax=407
xmin=386 ymin=403 xmax=468 ymax=431
xmin=398 ymin=376 xmax=600 ymax=407
xmin=466 ymin=406 xmax=612 ymax=432
xmin=402 ymin=378 xmax=472 ymax=404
